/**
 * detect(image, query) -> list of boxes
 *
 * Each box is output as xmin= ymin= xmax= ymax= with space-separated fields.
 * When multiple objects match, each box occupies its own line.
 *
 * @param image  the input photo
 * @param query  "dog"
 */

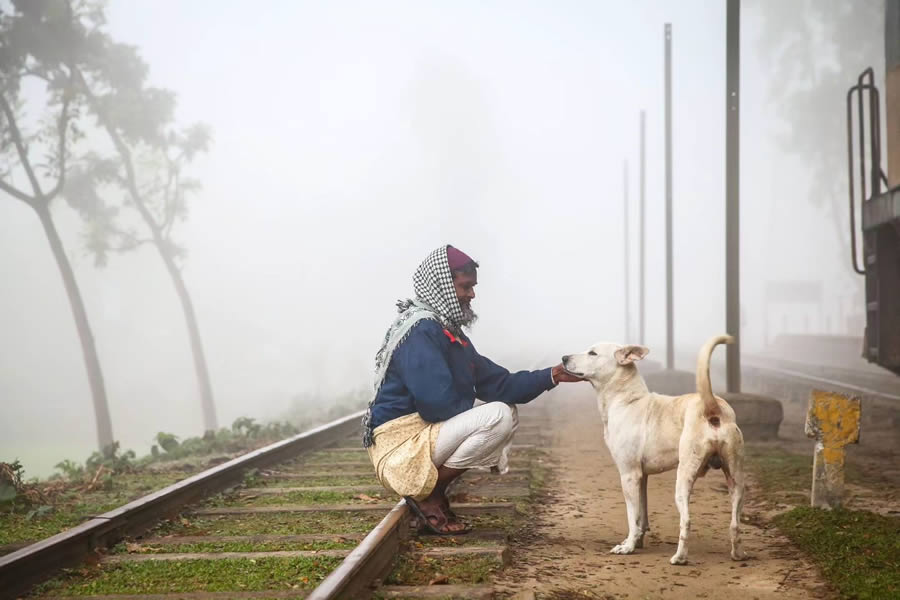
xmin=562 ymin=334 xmax=746 ymax=565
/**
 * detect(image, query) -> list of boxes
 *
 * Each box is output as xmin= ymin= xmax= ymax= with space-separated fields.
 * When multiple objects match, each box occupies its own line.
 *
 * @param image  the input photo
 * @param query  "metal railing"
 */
xmin=846 ymin=67 xmax=889 ymax=274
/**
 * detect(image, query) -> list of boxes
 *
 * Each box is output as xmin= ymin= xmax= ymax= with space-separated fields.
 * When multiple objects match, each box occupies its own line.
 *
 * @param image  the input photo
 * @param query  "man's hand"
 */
xmin=552 ymin=364 xmax=584 ymax=384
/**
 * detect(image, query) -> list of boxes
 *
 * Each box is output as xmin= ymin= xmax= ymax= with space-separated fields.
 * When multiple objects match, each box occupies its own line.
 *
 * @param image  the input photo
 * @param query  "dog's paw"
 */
xmin=610 ymin=543 xmax=635 ymax=555
xmin=731 ymin=548 xmax=747 ymax=561
xmin=669 ymin=553 xmax=688 ymax=565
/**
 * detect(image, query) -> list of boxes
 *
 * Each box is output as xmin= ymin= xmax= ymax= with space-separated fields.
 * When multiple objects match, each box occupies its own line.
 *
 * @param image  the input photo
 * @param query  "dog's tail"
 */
xmin=695 ymin=334 xmax=735 ymax=423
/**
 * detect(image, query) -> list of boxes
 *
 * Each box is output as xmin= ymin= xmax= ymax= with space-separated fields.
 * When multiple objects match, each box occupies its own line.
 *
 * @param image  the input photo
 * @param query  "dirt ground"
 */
xmin=494 ymin=386 xmax=836 ymax=600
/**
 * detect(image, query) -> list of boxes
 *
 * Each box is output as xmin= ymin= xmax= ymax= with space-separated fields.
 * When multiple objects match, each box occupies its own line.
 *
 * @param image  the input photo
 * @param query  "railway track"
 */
xmin=741 ymin=355 xmax=899 ymax=425
xmin=742 ymin=355 xmax=899 ymax=401
xmin=1 ymin=407 xmax=550 ymax=600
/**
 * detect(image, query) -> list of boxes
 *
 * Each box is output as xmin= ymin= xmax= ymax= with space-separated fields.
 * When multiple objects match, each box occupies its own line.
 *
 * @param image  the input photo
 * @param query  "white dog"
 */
xmin=562 ymin=335 xmax=746 ymax=565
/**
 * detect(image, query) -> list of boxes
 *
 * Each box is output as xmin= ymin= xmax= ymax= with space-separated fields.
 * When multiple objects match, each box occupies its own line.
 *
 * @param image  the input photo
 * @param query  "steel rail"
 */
xmin=742 ymin=360 xmax=900 ymax=401
xmin=0 ymin=410 xmax=365 ymax=600
xmin=306 ymin=499 xmax=410 ymax=600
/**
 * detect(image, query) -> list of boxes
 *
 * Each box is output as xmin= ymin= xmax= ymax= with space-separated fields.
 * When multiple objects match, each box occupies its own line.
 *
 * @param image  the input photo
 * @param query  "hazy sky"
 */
xmin=0 ymin=1 xmax=873 ymax=475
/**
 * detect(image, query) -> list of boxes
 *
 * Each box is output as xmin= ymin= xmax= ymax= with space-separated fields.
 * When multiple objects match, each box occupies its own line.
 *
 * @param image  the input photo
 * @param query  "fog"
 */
xmin=1 ymin=1 xmax=880 ymax=476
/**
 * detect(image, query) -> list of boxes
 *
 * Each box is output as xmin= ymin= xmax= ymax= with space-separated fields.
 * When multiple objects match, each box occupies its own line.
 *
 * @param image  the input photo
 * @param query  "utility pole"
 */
xmin=624 ymin=160 xmax=631 ymax=341
xmin=639 ymin=110 xmax=646 ymax=346
xmin=726 ymin=0 xmax=741 ymax=391
xmin=665 ymin=23 xmax=674 ymax=370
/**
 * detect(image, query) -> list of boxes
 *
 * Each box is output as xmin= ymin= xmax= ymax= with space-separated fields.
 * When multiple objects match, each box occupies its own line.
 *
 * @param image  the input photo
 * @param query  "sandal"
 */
xmin=439 ymin=494 xmax=471 ymax=534
xmin=404 ymin=497 xmax=470 ymax=536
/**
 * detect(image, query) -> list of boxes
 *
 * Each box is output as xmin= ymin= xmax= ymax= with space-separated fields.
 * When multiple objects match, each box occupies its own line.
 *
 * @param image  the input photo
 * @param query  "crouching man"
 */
xmin=362 ymin=245 xmax=581 ymax=534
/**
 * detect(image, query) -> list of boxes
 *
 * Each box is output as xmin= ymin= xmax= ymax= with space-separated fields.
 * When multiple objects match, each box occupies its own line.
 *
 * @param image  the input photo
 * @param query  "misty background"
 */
xmin=1 ymin=1 xmax=878 ymax=476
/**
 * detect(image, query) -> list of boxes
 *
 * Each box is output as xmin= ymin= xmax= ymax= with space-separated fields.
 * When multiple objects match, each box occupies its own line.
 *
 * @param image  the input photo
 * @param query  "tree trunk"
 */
xmin=34 ymin=201 xmax=115 ymax=449
xmin=75 ymin=68 xmax=219 ymax=433
xmin=157 ymin=245 xmax=218 ymax=432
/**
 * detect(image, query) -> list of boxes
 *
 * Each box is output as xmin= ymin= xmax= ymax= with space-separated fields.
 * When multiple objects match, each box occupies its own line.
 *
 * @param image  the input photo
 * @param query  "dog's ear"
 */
xmin=615 ymin=345 xmax=650 ymax=365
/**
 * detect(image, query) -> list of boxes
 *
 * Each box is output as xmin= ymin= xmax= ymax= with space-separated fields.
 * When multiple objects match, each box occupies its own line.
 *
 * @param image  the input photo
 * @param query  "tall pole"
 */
xmin=665 ymin=23 xmax=674 ymax=370
xmin=639 ymin=110 xmax=646 ymax=346
xmin=726 ymin=0 xmax=741 ymax=392
xmin=624 ymin=160 xmax=631 ymax=341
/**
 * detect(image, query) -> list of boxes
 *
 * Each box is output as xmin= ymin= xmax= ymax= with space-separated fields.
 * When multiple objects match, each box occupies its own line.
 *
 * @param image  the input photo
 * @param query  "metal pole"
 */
xmin=639 ymin=110 xmax=646 ymax=346
xmin=665 ymin=23 xmax=674 ymax=370
xmin=726 ymin=0 xmax=741 ymax=392
xmin=624 ymin=160 xmax=631 ymax=341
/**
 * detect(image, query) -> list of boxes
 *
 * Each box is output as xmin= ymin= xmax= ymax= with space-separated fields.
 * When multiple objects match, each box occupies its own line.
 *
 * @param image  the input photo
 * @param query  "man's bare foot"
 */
xmin=413 ymin=497 xmax=468 ymax=534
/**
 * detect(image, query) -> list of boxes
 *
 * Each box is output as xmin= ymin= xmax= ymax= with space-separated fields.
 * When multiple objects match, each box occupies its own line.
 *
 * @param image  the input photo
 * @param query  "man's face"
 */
xmin=453 ymin=270 xmax=478 ymax=327
xmin=453 ymin=271 xmax=477 ymax=307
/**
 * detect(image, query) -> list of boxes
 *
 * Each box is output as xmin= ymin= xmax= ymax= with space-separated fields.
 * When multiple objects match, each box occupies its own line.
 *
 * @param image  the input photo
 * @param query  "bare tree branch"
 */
xmin=0 ymin=178 xmax=36 ymax=205
xmin=0 ymin=93 xmax=44 ymax=198
xmin=162 ymin=165 xmax=179 ymax=237
xmin=71 ymin=66 xmax=164 ymax=237
xmin=45 ymin=78 xmax=74 ymax=202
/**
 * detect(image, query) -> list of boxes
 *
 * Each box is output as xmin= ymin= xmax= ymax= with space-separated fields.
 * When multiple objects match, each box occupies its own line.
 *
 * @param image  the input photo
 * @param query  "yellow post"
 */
xmin=804 ymin=390 xmax=861 ymax=509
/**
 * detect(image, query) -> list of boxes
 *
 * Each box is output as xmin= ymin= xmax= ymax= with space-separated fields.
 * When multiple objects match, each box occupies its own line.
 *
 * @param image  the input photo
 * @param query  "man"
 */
xmin=363 ymin=245 xmax=582 ymax=534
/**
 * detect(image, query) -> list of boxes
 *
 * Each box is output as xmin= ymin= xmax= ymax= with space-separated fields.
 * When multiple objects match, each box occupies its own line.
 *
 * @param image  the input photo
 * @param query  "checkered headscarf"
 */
xmin=361 ymin=245 xmax=468 ymax=447
xmin=411 ymin=245 xmax=467 ymax=330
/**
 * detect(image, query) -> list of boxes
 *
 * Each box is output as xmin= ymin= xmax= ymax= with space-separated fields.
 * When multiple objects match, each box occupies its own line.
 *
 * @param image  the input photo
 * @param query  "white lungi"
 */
xmin=432 ymin=402 xmax=518 ymax=473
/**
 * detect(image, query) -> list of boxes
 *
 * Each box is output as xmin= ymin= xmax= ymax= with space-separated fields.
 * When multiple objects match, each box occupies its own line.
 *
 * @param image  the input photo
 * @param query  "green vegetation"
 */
xmin=256 ymin=475 xmax=380 ymax=487
xmin=297 ymin=451 xmax=370 ymax=464
xmin=1 ymin=417 xmax=305 ymax=547
xmin=385 ymin=552 xmax=501 ymax=586
xmin=146 ymin=419 xmax=299 ymax=464
xmin=114 ymin=538 xmax=356 ymax=554
xmin=198 ymin=489 xmax=385 ymax=508
xmin=743 ymin=444 xmax=877 ymax=508
xmin=216 ymin=489 xmax=391 ymax=507
xmin=744 ymin=445 xmax=812 ymax=505
xmin=773 ymin=507 xmax=900 ymax=600
xmin=151 ymin=511 xmax=387 ymax=537
xmin=34 ymin=556 xmax=343 ymax=595
xmin=1 ymin=471 xmax=184 ymax=546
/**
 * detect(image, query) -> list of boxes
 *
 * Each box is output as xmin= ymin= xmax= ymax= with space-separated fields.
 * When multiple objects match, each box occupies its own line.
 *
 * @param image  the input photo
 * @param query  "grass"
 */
xmin=385 ymin=552 xmax=501 ymax=586
xmin=150 ymin=511 xmax=387 ymax=537
xmin=744 ymin=445 xmax=812 ymax=505
xmin=0 ymin=471 xmax=185 ymax=546
xmin=1 ymin=511 xmax=88 ymax=548
xmin=212 ymin=489 xmax=391 ymax=507
xmin=412 ymin=535 xmax=506 ymax=548
xmin=33 ymin=556 xmax=343 ymax=595
xmin=743 ymin=444 xmax=880 ymax=508
xmin=294 ymin=451 xmax=368 ymax=464
xmin=773 ymin=507 xmax=900 ymax=600
xmin=112 ymin=538 xmax=357 ymax=554
xmin=256 ymin=475 xmax=380 ymax=487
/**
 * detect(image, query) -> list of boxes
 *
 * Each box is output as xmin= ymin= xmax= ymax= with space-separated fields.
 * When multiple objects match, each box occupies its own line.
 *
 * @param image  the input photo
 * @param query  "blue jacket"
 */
xmin=370 ymin=319 xmax=556 ymax=429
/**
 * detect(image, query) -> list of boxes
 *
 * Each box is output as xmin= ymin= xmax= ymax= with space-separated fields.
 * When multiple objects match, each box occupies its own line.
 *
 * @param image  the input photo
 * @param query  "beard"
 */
xmin=460 ymin=303 xmax=478 ymax=329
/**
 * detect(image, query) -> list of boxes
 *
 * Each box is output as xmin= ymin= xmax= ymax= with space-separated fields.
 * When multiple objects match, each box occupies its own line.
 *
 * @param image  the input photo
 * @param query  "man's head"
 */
xmin=447 ymin=246 xmax=479 ymax=327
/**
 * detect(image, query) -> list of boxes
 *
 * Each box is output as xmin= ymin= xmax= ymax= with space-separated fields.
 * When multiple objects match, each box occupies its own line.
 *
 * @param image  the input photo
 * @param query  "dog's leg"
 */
xmin=670 ymin=461 xmax=700 ymax=565
xmin=611 ymin=471 xmax=643 ymax=554
xmin=725 ymin=454 xmax=747 ymax=560
xmin=636 ymin=473 xmax=649 ymax=548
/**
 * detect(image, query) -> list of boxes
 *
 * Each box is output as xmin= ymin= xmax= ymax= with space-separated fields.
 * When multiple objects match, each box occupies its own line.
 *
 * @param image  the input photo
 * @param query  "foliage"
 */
xmin=154 ymin=432 xmax=179 ymax=453
xmin=65 ymin=123 xmax=211 ymax=268
xmin=86 ymin=441 xmax=136 ymax=474
xmin=751 ymin=0 xmax=883 ymax=278
xmin=0 ymin=0 xmax=124 ymax=449
xmin=1 ymin=460 xmax=50 ymax=515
